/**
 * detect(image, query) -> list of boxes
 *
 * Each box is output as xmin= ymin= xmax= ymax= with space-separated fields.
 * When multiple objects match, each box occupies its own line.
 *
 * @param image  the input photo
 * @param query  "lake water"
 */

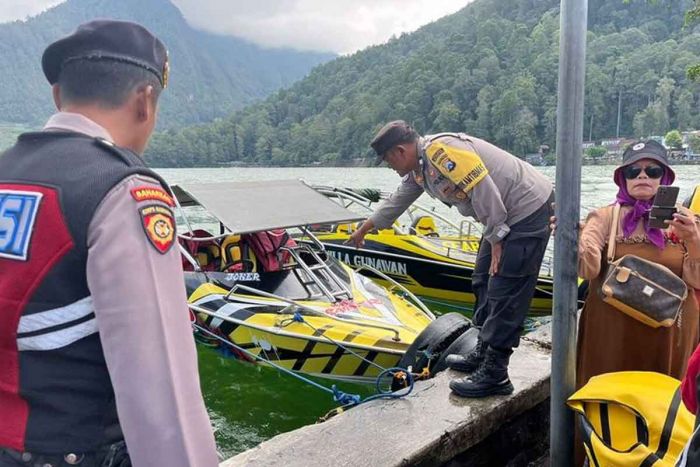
xmin=157 ymin=165 xmax=700 ymax=457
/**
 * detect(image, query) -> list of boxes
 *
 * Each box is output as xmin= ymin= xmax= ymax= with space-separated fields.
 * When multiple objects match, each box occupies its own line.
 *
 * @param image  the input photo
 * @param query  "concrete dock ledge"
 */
xmin=221 ymin=325 xmax=552 ymax=467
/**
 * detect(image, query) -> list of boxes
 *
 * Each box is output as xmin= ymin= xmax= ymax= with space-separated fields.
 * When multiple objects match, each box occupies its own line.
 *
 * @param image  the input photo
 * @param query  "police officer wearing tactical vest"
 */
xmin=0 ymin=20 xmax=218 ymax=466
xmin=348 ymin=121 xmax=554 ymax=398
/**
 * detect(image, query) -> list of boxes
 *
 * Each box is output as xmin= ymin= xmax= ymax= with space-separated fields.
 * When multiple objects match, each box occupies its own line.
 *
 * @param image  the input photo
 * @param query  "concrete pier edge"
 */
xmin=221 ymin=323 xmax=552 ymax=467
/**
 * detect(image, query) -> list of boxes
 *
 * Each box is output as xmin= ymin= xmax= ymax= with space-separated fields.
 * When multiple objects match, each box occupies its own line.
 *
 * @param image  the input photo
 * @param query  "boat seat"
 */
xmin=335 ymin=223 xmax=357 ymax=235
xmin=220 ymin=234 xmax=257 ymax=272
xmin=196 ymin=246 xmax=221 ymax=270
xmin=180 ymin=229 xmax=221 ymax=271
xmin=409 ymin=215 xmax=439 ymax=237
xmin=378 ymin=221 xmax=404 ymax=236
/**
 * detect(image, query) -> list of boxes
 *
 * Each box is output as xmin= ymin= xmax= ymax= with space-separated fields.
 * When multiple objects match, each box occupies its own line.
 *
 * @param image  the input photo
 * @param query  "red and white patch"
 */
xmin=139 ymin=204 xmax=175 ymax=254
xmin=130 ymin=186 xmax=174 ymax=207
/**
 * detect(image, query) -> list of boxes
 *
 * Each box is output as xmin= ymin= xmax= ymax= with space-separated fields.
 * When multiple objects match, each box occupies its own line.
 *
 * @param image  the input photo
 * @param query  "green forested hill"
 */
xmin=146 ymin=0 xmax=700 ymax=167
xmin=0 ymin=0 xmax=333 ymax=129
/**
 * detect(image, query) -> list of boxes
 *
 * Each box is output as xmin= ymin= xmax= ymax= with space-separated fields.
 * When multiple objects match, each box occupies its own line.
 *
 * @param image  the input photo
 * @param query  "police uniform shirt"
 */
xmin=43 ymin=112 xmax=219 ymax=467
xmin=369 ymin=134 xmax=553 ymax=244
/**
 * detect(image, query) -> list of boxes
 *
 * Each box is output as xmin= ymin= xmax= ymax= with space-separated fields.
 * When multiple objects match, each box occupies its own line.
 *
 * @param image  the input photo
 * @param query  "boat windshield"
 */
xmin=216 ymin=252 xmax=350 ymax=302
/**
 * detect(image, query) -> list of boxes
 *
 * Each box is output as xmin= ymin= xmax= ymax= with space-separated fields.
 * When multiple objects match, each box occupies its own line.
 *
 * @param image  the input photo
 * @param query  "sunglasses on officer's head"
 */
xmin=622 ymin=165 xmax=664 ymax=180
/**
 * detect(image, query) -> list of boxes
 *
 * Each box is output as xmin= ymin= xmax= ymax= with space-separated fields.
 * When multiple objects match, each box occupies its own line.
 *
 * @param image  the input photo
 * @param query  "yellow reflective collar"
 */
xmin=424 ymin=141 xmax=488 ymax=194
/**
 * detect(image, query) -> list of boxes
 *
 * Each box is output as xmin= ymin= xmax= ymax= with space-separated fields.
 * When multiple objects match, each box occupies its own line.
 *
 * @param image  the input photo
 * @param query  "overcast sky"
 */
xmin=0 ymin=0 xmax=470 ymax=54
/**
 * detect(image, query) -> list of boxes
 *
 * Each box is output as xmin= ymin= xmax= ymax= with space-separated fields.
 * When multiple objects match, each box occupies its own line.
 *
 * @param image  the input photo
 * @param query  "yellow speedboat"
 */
xmin=174 ymin=180 xmax=447 ymax=383
xmin=307 ymin=186 xmax=556 ymax=313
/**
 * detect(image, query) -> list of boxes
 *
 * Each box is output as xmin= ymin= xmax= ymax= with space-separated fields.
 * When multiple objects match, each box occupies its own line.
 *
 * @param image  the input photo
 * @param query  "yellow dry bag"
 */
xmin=567 ymin=372 xmax=694 ymax=467
xmin=683 ymin=186 xmax=700 ymax=216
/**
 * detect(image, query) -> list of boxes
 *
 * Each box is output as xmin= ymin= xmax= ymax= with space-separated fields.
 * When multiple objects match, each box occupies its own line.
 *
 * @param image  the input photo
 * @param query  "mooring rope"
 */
xmin=191 ymin=322 xmax=414 ymax=410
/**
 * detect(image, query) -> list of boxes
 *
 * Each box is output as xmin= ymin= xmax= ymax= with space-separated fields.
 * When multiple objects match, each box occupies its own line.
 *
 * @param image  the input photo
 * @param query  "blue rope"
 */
xmin=283 ymin=313 xmax=418 ymax=400
xmin=331 ymin=385 xmax=361 ymax=406
xmin=192 ymin=322 xmax=414 ymax=408
xmin=363 ymin=367 xmax=415 ymax=402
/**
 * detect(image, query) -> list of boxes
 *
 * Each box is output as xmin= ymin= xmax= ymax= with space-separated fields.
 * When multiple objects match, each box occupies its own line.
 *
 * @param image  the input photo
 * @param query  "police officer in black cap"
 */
xmin=348 ymin=121 xmax=554 ymax=398
xmin=0 ymin=20 xmax=218 ymax=466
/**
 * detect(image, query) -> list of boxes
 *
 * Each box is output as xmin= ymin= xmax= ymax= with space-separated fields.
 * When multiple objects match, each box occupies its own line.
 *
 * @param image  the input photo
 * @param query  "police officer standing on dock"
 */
xmin=0 ymin=20 xmax=218 ymax=466
xmin=348 ymin=121 xmax=554 ymax=398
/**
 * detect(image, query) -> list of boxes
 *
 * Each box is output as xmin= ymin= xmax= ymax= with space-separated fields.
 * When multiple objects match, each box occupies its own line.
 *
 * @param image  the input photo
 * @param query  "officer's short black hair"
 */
xmin=58 ymin=60 xmax=163 ymax=108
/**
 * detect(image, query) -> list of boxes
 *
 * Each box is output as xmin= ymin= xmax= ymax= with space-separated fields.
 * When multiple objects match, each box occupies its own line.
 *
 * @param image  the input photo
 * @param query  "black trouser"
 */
xmin=0 ymin=441 xmax=129 ymax=467
xmin=471 ymin=193 xmax=553 ymax=351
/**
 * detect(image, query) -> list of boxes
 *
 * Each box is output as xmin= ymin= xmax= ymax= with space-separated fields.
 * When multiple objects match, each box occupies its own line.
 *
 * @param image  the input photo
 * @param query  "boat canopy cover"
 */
xmin=172 ymin=180 xmax=366 ymax=234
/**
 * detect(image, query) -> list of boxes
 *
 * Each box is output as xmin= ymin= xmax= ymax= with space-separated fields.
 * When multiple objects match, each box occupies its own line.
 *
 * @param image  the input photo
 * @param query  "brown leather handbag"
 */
xmin=600 ymin=204 xmax=688 ymax=328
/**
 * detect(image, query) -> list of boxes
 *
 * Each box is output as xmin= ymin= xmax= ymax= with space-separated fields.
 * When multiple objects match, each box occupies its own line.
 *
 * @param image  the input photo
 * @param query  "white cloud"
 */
xmin=0 ymin=0 xmax=472 ymax=54
xmin=171 ymin=0 xmax=470 ymax=54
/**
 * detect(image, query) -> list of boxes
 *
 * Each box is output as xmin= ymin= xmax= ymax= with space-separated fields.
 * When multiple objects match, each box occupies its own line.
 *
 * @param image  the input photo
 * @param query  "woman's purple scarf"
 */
xmin=613 ymin=170 xmax=673 ymax=249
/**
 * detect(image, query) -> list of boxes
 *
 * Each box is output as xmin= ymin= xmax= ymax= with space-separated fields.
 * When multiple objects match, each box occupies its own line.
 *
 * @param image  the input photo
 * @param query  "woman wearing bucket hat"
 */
xmin=570 ymin=140 xmax=700 ymax=465
xmin=575 ymin=140 xmax=700 ymax=386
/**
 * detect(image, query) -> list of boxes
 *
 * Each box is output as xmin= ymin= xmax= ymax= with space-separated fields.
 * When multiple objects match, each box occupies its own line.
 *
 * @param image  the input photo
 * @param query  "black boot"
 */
xmin=445 ymin=336 xmax=487 ymax=374
xmin=449 ymin=347 xmax=514 ymax=398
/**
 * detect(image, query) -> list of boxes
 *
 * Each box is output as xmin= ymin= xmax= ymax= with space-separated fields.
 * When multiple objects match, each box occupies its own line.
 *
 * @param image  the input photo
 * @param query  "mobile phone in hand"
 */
xmin=649 ymin=185 xmax=679 ymax=229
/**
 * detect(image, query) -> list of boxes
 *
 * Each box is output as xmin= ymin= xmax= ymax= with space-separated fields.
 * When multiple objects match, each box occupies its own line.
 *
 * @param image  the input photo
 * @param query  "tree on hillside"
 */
xmin=674 ymin=89 xmax=697 ymax=131
xmin=144 ymin=0 xmax=700 ymax=167
xmin=688 ymin=134 xmax=700 ymax=153
xmin=633 ymin=77 xmax=676 ymax=136
xmin=685 ymin=0 xmax=700 ymax=80
xmin=665 ymin=129 xmax=683 ymax=148
xmin=586 ymin=146 xmax=608 ymax=159
xmin=628 ymin=0 xmax=700 ymax=81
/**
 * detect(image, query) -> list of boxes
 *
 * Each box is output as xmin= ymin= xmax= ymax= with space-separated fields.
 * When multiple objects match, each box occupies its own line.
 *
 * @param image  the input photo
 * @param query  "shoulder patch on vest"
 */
xmin=139 ymin=204 xmax=175 ymax=254
xmin=131 ymin=186 xmax=175 ymax=207
xmin=0 ymin=189 xmax=43 ymax=261
xmin=425 ymin=141 xmax=489 ymax=194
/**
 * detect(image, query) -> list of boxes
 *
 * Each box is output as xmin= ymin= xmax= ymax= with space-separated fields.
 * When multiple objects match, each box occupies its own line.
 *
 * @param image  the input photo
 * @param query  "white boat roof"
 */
xmin=172 ymin=180 xmax=366 ymax=234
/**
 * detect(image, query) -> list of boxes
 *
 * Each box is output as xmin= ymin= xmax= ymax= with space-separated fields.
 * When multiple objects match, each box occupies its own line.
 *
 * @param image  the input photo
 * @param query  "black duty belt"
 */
xmin=0 ymin=441 xmax=129 ymax=467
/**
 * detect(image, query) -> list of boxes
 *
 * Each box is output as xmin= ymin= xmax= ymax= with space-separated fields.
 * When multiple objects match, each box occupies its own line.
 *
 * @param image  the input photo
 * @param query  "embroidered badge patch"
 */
xmin=0 ymin=189 xmax=43 ymax=261
xmin=131 ymin=186 xmax=174 ymax=206
xmin=443 ymin=159 xmax=456 ymax=172
xmin=139 ymin=204 xmax=175 ymax=254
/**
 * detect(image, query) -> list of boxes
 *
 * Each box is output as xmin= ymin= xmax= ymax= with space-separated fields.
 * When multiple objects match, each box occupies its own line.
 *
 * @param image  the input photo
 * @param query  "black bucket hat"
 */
xmin=614 ymin=140 xmax=675 ymax=186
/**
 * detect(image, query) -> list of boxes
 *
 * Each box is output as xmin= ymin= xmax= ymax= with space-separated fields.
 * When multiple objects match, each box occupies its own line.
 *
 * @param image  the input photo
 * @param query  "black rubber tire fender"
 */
xmin=431 ymin=327 xmax=480 ymax=374
xmin=397 ymin=312 xmax=472 ymax=374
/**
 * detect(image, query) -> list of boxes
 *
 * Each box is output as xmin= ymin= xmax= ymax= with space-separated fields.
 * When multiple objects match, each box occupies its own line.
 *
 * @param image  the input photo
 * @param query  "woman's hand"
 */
xmin=549 ymin=214 xmax=583 ymax=237
xmin=668 ymin=206 xmax=700 ymax=254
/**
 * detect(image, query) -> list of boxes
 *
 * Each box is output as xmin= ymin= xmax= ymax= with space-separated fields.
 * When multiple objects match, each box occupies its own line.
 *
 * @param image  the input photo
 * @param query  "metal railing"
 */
xmin=221 ymin=284 xmax=403 ymax=341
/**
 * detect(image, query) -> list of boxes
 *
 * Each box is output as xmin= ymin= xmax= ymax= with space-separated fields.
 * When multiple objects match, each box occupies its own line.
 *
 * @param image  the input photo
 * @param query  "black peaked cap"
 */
xmin=370 ymin=120 xmax=417 ymax=164
xmin=42 ymin=19 xmax=169 ymax=88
